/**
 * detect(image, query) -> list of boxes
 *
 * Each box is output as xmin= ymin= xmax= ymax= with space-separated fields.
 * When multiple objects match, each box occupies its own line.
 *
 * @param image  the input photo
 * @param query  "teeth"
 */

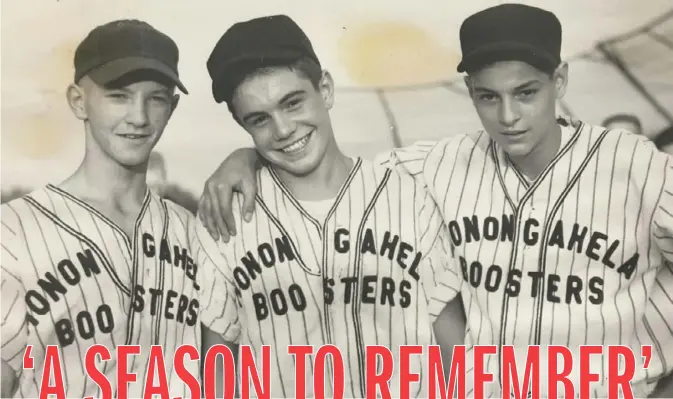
xmin=281 ymin=134 xmax=310 ymax=153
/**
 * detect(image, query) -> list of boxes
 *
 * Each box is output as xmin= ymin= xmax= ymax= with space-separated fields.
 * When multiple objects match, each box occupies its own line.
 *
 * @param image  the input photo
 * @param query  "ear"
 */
xmin=463 ymin=76 xmax=474 ymax=98
xmin=168 ymin=94 xmax=180 ymax=118
xmin=66 ymin=83 xmax=87 ymax=121
xmin=319 ymin=70 xmax=335 ymax=110
xmin=553 ymin=62 xmax=569 ymax=99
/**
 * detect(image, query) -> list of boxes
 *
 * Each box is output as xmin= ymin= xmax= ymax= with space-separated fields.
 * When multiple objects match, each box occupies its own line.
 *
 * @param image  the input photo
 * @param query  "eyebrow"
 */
xmin=241 ymin=90 xmax=307 ymax=123
xmin=473 ymin=80 xmax=540 ymax=93
xmin=278 ymin=90 xmax=306 ymax=103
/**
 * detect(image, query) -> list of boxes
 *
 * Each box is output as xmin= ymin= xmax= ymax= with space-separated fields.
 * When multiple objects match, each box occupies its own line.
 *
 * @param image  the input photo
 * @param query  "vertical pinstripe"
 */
xmin=193 ymin=158 xmax=454 ymax=398
xmin=1 ymin=185 xmax=201 ymax=398
xmin=382 ymin=122 xmax=673 ymax=398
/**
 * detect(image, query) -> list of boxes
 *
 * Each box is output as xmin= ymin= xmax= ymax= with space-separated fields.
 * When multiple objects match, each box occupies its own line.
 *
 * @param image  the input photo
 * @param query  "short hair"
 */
xmin=226 ymin=57 xmax=322 ymax=118
xmin=602 ymin=113 xmax=642 ymax=132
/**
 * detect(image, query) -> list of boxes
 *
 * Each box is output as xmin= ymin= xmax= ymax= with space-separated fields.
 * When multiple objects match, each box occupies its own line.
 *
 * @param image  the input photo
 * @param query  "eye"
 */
xmin=478 ymin=93 xmax=497 ymax=102
xmin=285 ymin=97 xmax=303 ymax=110
xmin=517 ymin=89 xmax=538 ymax=98
xmin=150 ymin=95 xmax=169 ymax=103
xmin=249 ymin=115 xmax=269 ymax=127
xmin=106 ymin=92 xmax=128 ymax=100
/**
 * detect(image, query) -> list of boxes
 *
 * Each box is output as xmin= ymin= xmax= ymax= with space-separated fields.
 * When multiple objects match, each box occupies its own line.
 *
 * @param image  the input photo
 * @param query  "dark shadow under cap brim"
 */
xmin=87 ymin=56 xmax=189 ymax=94
xmin=457 ymin=41 xmax=560 ymax=73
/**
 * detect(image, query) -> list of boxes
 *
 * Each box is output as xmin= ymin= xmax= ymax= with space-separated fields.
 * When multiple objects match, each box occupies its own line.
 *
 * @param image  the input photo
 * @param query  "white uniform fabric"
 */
xmin=1 ymin=185 xmax=202 ymax=398
xmin=379 ymin=122 xmax=673 ymax=398
xmin=192 ymin=158 xmax=455 ymax=398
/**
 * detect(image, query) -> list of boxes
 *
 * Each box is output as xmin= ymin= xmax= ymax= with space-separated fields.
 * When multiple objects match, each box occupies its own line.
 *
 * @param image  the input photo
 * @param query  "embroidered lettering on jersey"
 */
xmin=25 ymin=248 xmax=103 ymax=328
xmin=447 ymin=214 xmax=639 ymax=280
xmin=232 ymin=227 xmax=425 ymax=321
xmin=25 ymin=249 xmax=114 ymax=347
xmin=141 ymin=233 xmax=199 ymax=289
xmin=457 ymin=256 xmax=604 ymax=305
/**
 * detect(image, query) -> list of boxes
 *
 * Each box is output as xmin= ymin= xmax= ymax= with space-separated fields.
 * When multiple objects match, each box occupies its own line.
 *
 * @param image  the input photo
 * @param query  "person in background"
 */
xmin=602 ymin=113 xmax=643 ymax=135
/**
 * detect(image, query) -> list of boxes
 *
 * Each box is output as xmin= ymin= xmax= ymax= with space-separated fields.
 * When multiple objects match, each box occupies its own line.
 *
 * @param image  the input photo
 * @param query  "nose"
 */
xmin=272 ymin=113 xmax=296 ymax=140
xmin=126 ymin=98 xmax=149 ymax=127
xmin=498 ymin=96 xmax=521 ymax=127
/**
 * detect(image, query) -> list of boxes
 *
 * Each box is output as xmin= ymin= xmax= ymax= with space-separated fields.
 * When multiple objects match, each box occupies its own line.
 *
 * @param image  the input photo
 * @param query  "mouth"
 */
xmin=279 ymin=131 xmax=314 ymax=154
xmin=501 ymin=130 xmax=528 ymax=137
xmin=118 ymin=133 xmax=151 ymax=140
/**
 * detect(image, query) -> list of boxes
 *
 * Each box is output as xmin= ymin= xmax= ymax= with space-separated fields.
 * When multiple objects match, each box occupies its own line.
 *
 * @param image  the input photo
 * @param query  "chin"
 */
xmin=115 ymin=153 xmax=152 ymax=169
xmin=501 ymin=142 xmax=535 ymax=158
xmin=272 ymin=151 xmax=323 ymax=177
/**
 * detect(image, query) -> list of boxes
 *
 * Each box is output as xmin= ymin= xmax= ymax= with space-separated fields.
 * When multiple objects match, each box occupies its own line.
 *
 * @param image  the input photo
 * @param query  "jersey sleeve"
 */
xmin=1 ymin=210 xmax=29 ymax=372
xmin=413 ymin=183 xmax=463 ymax=322
xmin=189 ymin=217 xmax=242 ymax=343
xmin=648 ymin=153 xmax=673 ymax=379
xmin=373 ymin=141 xmax=437 ymax=178
xmin=653 ymin=155 xmax=673 ymax=265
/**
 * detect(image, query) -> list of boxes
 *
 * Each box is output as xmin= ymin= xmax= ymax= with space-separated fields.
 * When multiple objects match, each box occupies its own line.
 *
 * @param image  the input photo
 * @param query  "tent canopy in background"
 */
xmin=1 ymin=1 xmax=672 ymax=197
xmin=340 ymin=8 xmax=673 ymax=153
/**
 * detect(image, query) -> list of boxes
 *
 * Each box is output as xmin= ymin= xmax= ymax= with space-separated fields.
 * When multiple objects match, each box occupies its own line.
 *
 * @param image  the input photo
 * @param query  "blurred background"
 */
xmin=2 ymin=0 xmax=672 ymax=212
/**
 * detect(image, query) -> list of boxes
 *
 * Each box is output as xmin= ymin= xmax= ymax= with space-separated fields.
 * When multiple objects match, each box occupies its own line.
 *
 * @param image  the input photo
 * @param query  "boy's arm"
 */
xmin=201 ymin=326 xmax=239 ymax=398
xmin=1 ymin=216 xmax=28 ymax=396
xmin=189 ymin=215 xmax=243 ymax=346
xmin=649 ymin=154 xmax=673 ymax=396
xmin=373 ymin=141 xmax=438 ymax=177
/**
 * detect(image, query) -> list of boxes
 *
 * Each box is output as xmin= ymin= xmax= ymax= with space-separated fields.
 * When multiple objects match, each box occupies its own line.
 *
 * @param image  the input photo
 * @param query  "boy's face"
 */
xmin=70 ymin=77 xmax=179 ymax=168
xmin=465 ymin=60 xmax=568 ymax=159
xmin=231 ymin=66 xmax=335 ymax=177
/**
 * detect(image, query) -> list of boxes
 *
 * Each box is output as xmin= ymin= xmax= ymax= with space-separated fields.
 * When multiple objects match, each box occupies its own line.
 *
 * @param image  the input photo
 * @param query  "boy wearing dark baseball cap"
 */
xmin=196 ymin=3 xmax=673 ymax=398
xmin=193 ymin=14 xmax=464 ymax=399
xmin=1 ymin=19 xmax=201 ymax=398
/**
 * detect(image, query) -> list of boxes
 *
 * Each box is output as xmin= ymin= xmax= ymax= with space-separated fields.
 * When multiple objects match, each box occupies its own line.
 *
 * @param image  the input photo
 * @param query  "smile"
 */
xmin=119 ymin=134 xmax=151 ymax=140
xmin=280 ymin=131 xmax=313 ymax=154
xmin=501 ymin=130 xmax=528 ymax=137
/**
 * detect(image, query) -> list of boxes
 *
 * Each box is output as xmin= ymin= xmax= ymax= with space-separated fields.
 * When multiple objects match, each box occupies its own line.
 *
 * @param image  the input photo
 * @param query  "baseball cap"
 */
xmin=74 ymin=19 xmax=188 ymax=94
xmin=207 ymin=15 xmax=321 ymax=104
xmin=457 ymin=3 xmax=562 ymax=73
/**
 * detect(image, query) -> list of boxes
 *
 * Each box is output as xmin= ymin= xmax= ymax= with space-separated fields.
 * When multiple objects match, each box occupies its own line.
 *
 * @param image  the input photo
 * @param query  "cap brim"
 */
xmin=457 ymin=42 xmax=558 ymax=73
xmin=211 ymin=49 xmax=305 ymax=103
xmin=88 ymin=56 xmax=189 ymax=94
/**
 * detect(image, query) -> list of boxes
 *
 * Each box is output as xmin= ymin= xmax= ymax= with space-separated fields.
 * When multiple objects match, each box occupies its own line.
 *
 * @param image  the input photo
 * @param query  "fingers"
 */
xmin=240 ymin=180 xmax=258 ymax=223
xmin=198 ymin=191 xmax=220 ymax=241
xmin=216 ymin=183 xmax=238 ymax=241
xmin=208 ymin=183 xmax=232 ymax=243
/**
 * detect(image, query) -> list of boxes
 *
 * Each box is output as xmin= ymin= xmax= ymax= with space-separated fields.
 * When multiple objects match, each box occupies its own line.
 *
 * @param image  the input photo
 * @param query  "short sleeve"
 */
xmin=647 ymin=153 xmax=673 ymax=379
xmin=654 ymin=155 xmax=673 ymax=264
xmin=189 ymin=217 xmax=242 ymax=343
xmin=1 ymin=213 xmax=29 ymax=372
xmin=373 ymin=141 xmax=437 ymax=178
xmin=413 ymin=183 xmax=463 ymax=321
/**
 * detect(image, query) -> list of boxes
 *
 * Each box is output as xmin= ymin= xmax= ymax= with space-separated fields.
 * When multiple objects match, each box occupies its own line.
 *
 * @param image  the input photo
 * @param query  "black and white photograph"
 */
xmin=1 ymin=0 xmax=673 ymax=398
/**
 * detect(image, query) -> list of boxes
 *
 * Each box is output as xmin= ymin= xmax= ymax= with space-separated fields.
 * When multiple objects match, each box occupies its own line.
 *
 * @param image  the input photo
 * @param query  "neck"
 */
xmin=509 ymin=122 xmax=562 ymax=180
xmin=274 ymin=141 xmax=353 ymax=201
xmin=59 ymin=141 xmax=148 ymax=206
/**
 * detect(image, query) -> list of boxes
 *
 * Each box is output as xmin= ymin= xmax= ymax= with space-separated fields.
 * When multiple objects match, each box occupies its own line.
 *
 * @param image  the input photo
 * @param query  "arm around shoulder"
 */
xmin=188 ymin=217 xmax=243 ymax=344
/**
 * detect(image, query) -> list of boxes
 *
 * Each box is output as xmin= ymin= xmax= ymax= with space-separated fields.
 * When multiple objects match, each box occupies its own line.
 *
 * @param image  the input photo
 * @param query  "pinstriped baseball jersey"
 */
xmin=1 ymin=185 xmax=201 ymax=398
xmin=192 ymin=158 xmax=454 ymax=398
xmin=380 ymin=122 xmax=673 ymax=398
